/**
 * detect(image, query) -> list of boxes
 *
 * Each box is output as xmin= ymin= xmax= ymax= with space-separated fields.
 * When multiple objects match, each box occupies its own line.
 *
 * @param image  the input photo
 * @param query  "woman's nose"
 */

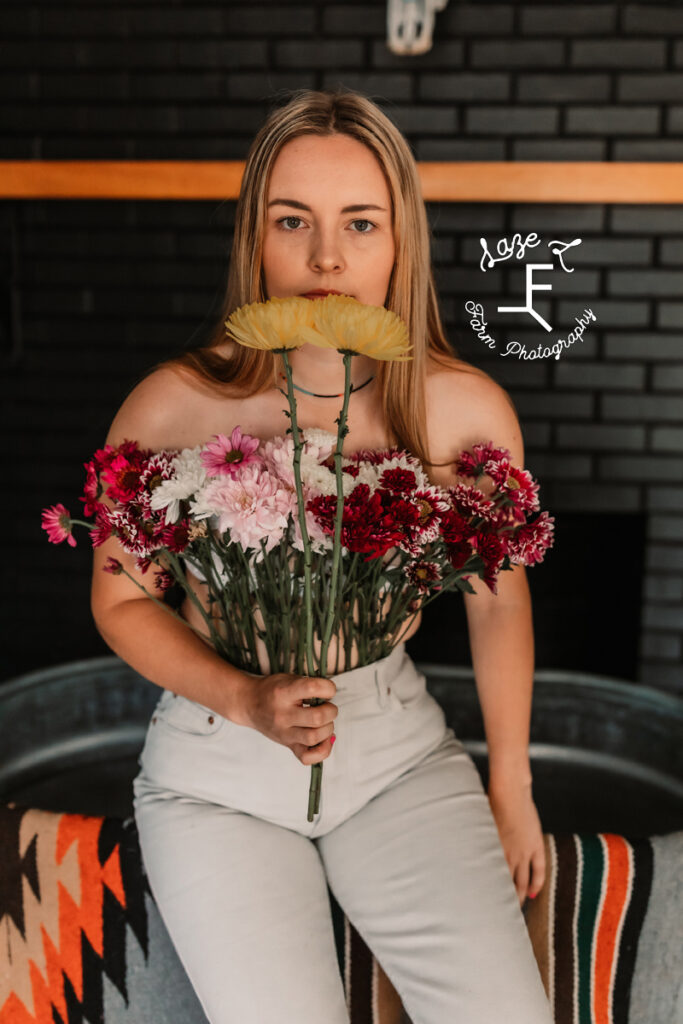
xmin=309 ymin=234 xmax=344 ymax=272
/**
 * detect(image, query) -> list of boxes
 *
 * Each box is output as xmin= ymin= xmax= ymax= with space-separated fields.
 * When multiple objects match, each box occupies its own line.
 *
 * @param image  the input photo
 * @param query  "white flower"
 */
xmin=151 ymin=445 xmax=207 ymax=524
xmin=301 ymin=427 xmax=337 ymax=461
xmin=300 ymin=460 xmax=356 ymax=497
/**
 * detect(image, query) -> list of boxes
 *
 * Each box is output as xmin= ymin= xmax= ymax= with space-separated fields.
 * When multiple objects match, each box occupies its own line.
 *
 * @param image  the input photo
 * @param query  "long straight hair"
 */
xmin=151 ymin=87 xmax=480 ymax=467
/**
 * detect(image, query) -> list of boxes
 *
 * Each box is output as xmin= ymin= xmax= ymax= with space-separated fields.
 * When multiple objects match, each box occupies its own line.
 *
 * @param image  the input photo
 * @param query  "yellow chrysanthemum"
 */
xmin=225 ymin=295 xmax=328 ymax=352
xmin=308 ymin=294 xmax=413 ymax=362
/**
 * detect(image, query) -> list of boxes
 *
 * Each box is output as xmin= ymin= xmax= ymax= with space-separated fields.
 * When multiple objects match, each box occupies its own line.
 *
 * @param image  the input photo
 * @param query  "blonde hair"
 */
xmin=152 ymin=87 xmax=478 ymax=467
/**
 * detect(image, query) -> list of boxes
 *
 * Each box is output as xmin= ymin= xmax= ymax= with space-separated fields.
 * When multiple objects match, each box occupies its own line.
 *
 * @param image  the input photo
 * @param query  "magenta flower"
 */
xmin=41 ymin=503 xmax=77 ymax=548
xmin=200 ymin=427 xmax=262 ymax=478
xmin=103 ymin=556 xmax=123 ymax=574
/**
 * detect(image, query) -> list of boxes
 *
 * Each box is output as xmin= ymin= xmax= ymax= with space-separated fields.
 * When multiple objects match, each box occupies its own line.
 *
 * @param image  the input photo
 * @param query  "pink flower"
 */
xmin=504 ymin=511 xmax=555 ymax=566
xmin=41 ymin=503 xmax=76 ymax=547
xmin=80 ymin=459 xmax=102 ymax=516
xmin=456 ymin=442 xmax=511 ymax=479
xmin=200 ymin=427 xmax=262 ymax=478
xmin=199 ymin=463 xmax=297 ymax=553
xmin=103 ymin=557 xmax=123 ymax=574
xmin=486 ymin=461 xmax=540 ymax=513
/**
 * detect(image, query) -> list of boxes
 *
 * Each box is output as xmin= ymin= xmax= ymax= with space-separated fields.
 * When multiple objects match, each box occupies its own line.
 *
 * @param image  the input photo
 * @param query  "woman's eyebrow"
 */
xmin=267 ymin=198 xmax=387 ymax=213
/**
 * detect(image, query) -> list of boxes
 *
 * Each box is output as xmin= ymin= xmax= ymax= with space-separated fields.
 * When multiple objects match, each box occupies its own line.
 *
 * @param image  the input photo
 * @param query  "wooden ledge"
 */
xmin=0 ymin=161 xmax=681 ymax=203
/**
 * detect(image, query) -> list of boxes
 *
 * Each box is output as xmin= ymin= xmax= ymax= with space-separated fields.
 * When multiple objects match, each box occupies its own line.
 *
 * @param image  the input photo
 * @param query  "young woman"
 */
xmin=91 ymin=88 xmax=552 ymax=1024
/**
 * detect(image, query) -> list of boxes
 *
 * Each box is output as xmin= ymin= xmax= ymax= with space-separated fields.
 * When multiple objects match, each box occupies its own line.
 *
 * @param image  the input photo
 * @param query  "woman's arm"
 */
xmin=90 ymin=368 xmax=253 ymax=726
xmin=463 ymin=562 xmax=534 ymax=789
xmin=455 ymin=373 xmax=546 ymax=905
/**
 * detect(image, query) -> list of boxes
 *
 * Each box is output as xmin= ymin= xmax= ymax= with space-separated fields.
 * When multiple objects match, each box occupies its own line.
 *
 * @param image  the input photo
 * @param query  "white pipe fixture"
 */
xmin=386 ymin=0 xmax=449 ymax=56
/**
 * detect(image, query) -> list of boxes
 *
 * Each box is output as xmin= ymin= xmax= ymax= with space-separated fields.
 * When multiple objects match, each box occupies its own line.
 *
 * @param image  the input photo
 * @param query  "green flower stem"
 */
xmin=162 ymin=550 xmax=228 ymax=652
xmin=318 ymin=351 xmax=353 ymax=675
xmin=279 ymin=349 xmax=324 ymax=822
xmin=280 ymin=350 xmax=316 ymax=680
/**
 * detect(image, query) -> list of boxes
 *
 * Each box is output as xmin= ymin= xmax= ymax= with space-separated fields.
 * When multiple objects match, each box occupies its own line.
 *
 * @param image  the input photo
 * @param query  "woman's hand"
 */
xmin=242 ymin=672 xmax=338 ymax=765
xmin=487 ymin=778 xmax=546 ymax=907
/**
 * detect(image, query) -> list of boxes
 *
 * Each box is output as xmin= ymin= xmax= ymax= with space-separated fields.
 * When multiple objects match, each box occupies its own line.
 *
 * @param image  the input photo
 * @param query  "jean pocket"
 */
xmin=386 ymin=667 xmax=428 ymax=712
xmin=153 ymin=690 xmax=226 ymax=738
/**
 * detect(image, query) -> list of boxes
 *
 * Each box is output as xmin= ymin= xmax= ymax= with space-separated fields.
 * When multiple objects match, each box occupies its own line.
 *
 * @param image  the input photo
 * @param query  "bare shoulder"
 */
xmin=104 ymin=364 xmax=202 ymax=451
xmin=426 ymin=360 xmax=525 ymax=469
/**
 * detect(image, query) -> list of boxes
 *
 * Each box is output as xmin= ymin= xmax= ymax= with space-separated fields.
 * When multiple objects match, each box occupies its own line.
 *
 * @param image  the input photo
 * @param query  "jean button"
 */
xmin=208 ymin=715 xmax=214 ymax=724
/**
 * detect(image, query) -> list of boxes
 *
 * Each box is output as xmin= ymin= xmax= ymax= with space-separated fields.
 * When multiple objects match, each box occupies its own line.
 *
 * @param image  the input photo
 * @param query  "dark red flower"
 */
xmin=153 ymin=568 xmax=175 ymax=591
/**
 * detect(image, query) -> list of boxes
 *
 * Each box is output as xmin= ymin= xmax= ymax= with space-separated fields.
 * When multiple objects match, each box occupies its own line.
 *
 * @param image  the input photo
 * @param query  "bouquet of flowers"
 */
xmin=42 ymin=295 xmax=555 ymax=821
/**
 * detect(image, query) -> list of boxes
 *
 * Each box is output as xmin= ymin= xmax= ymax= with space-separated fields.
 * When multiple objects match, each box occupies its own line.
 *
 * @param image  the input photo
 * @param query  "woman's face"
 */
xmin=262 ymin=133 xmax=396 ymax=308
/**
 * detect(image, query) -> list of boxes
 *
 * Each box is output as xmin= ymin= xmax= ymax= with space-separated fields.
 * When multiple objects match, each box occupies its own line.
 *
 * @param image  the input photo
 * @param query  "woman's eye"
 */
xmin=351 ymin=219 xmax=376 ymax=233
xmin=277 ymin=216 xmax=304 ymax=231
xmin=275 ymin=216 xmax=377 ymax=233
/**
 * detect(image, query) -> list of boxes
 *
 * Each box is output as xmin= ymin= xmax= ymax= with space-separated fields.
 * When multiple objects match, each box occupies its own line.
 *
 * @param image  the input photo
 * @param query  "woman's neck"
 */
xmin=280 ymin=346 xmax=377 ymax=398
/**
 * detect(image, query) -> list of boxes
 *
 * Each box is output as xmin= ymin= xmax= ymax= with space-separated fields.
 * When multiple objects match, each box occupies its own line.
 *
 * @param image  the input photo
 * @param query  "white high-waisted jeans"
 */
xmin=132 ymin=641 xmax=553 ymax=1024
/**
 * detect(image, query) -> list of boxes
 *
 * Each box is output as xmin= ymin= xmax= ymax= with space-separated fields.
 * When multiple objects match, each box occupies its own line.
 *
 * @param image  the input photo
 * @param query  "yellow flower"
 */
xmin=308 ymin=294 xmax=413 ymax=362
xmin=225 ymin=294 xmax=412 ymax=362
xmin=225 ymin=296 xmax=326 ymax=352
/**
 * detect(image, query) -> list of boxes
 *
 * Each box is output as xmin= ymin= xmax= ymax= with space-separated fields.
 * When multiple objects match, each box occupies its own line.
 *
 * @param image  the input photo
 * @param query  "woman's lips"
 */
xmin=299 ymin=290 xmax=352 ymax=298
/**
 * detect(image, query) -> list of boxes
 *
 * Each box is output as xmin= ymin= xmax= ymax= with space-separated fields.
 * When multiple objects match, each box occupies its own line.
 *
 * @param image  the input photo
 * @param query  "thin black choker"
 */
xmin=277 ymin=372 xmax=376 ymax=399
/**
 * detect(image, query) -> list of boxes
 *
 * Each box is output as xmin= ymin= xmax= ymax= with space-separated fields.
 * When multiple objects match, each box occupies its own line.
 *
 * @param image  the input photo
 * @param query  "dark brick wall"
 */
xmin=2 ymin=1 xmax=682 ymax=694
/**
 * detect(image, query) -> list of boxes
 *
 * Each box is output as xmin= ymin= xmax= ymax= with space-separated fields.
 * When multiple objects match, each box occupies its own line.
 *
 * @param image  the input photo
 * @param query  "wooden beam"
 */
xmin=0 ymin=160 xmax=681 ymax=203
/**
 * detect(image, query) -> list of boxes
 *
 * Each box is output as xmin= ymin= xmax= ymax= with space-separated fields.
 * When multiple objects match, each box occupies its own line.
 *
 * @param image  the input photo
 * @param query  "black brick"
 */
xmin=647 ymin=546 xmax=683 ymax=572
xmin=619 ymin=74 xmax=683 ymax=102
xmin=40 ymin=71 xmax=130 ymax=101
xmin=522 ymin=6 xmax=616 ymax=34
xmin=644 ymin=604 xmax=683 ymax=630
xmin=517 ymin=73 xmax=610 ymax=102
xmin=466 ymin=106 xmax=559 ymax=134
xmin=228 ymin=72 xmax=316 ymax=99
xmin=322 ymin=72 xmax=413 ymax=100
xmin=419 ymin=73 xmax=510 ymax=102
xmin=385 ymin=104 xmax=458 ymax=134
xmin=225 ymin=7 xmax=316 ymax=35
xmin=599 ymin=455 xmax=683 ymax=483
xmin=554 ymin=362 xmax=645 ymax=390
xmin=513 ymin=392 xmax=593 ymax=418
xmin=604 ymin=335 xmax=682 ymax=360
xmin=322 ymin=6 xmax=385 ymax=34
xmin=572 ymin=40 xmax=666 ymax=69
xmin=440 ymin=4 xmax=514 ymax=34
xmin=179 ymin=41 xmax=267 ymax=69
xmin=653 ymin=366 xmax=683 ymax=391
xmin=566 ymin=106 xmax=659 ymax=135
xmin=513 ymin=206 xmax=604 ymax=231
xmin=608 ymin=270 xmax=682 ymax=297
xmin=667 ymin=108 xmax=683 ymax=134
xmin=613 ymin=140 xmax=683 ymax=160
xmin=513 ymin=139 xmax=606 ymax=159
xmin=417 ymin=139 xmax=506 ymax=159
xmin=471 ymin=40 xmax=564 ymax=68
xmin=647 ymin=487 xmax=683 ymax=512
xmin=648 ymin=518 xmax=683 ymax=544
xmin=660 ymin=240 xmax=683 ymax=264
xmin=612 ymin=207 xmax=683 ymax=234
xmin=39 ymin=9 xmax=128 ymax=34
xmin=641 ymin=633 xmax=681 ymax=661
xmin=556 ymin=423 xmax=646 ymax=450
xmin=659 ymin=304 xmax=683 ymax=329
xmin=602 ymin=395 xmax=683 ymax=422
xmin=276 ymin=40 xmax=363 ymax=68
xmin=579 ymin=238 xmax=652 ymax=265
xmin=525 ymin=452 xmax=591 ymax=479
xmin=623 ymin=6 xmax=683 ymax=33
